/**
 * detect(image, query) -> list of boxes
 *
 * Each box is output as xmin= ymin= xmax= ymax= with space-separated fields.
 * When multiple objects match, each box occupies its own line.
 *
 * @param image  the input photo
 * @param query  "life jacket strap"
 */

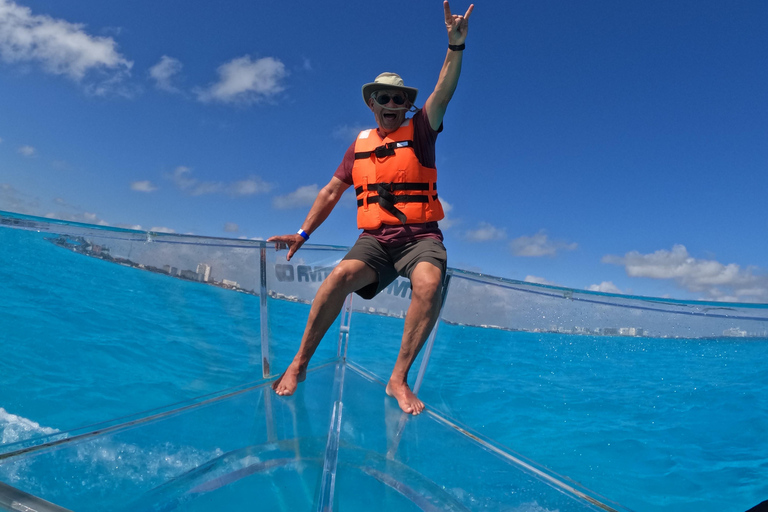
xmin=354 ymin=140 xmax=414 ymax=160
xmin=356 ymin=182 xmax=436 ymax=224
xmin=354 ymin=182 xmax=432 ymax=196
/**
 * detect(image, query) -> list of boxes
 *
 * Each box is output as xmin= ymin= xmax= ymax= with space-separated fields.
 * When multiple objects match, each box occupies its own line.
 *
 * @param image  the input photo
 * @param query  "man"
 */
xmin=268 ymin=1 xmax=473 ymax=415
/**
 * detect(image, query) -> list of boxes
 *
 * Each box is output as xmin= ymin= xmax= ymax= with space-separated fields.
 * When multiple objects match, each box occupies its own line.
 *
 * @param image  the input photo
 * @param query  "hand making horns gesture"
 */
xmin=444 ymin=1 xmax=474 ymax=45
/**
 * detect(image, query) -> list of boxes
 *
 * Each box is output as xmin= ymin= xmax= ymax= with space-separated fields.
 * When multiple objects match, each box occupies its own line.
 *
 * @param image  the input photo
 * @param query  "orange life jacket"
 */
xmin=352 ymin=120 xmax=444 ymax=230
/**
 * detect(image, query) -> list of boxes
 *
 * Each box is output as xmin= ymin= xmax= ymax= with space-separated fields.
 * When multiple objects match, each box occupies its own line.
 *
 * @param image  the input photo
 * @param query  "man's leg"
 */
xmin=386 ymin=260 xmax=444 ymax=415
xmin=273 ymin=259 xmax=377 ymax=396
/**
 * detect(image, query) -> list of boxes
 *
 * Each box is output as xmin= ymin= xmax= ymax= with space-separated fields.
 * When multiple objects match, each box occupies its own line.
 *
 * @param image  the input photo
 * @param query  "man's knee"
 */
xmin=325 ymin=260 xmax=376 ymax=292
xmin=410 ymin=262 xmax=443 ymax=302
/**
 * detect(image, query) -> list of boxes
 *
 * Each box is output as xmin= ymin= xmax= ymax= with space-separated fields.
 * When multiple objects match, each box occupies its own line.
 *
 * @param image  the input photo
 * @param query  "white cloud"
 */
xmin=603 ymin=244 xmax=768 ymax=303
xmin=464 ymin=221 xmax=506 ymax=242
xmin=17 ymin=145 xmax=34 ymax=156
xmin=131 ymin=180 xmax=157 ymax=192
xmin=0 ymin=182 xmax=39 ymax=213
xmin=587 ymin=281 xmax=623 ymax=294
xmin=166 ymin=166 xmax=271 ymax=197
xmin=0 ymin=184 xmax=117 ymax=227
xmin=0 ymin=0 xmax=132 ymax=85
xmin=44 ymin=211 xmax=109 ymax=226
xmin=149 ymin=226 xmax=175 ymax=233
xmin=114 ymin=223 xmax=142 ymax=231
xmin=196 ymin=55 xmax=286 ymax=104
xmin=224 ymin=222 xmax=239 ymax=233
xmin=230 ymin=176 xmax=272 ymax=196
xmin=149 ymin=55 xmax=182 ymax=92
xmin=83 ymin=71 xmax=136 ymax=97
xmin=510 ymin=230 xmax=578 ymax=257
xmin=438 ymin=198 xmax=456 ymax=229
xmin=273 ymin=184 xmax=319 ymax=209
xmin=332 ymin=124 xmax=368 ymax=142
xmin=168 ymin=166 xmax=220 ymax=195
xmin=81 ymin=212 xmax=107 ymax=225
xmin=524 ymin=275 xmax=558 ymax=286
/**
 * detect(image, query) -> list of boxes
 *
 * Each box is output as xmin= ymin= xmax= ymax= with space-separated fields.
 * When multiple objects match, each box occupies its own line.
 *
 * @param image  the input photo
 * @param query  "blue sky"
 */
xmin=1 ymin=0 xmax=766 ymax=303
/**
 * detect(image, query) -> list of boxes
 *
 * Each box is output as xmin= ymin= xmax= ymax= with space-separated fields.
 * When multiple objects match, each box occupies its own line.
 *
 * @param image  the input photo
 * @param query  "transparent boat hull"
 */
xmin=1 ymin=210 xmax=766 ymax=511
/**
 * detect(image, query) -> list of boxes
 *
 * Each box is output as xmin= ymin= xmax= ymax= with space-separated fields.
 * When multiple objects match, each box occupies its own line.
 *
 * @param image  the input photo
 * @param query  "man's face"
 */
xmin=368 ymin=89 xmax=410 ymax=134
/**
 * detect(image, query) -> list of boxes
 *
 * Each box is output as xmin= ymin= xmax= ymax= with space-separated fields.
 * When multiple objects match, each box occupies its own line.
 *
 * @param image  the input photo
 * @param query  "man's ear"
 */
xmin=367 ymin=98 xmax=376 ymax=112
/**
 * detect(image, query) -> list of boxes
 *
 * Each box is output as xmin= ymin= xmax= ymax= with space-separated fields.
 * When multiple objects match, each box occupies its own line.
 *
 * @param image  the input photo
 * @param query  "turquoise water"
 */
xmin=423 ymin=326 xmax=768 ymax=510
xmin=0 ymin=226 xmax=340 ymax=433
xmin=1 ymin=217 xmax=767 ymax=511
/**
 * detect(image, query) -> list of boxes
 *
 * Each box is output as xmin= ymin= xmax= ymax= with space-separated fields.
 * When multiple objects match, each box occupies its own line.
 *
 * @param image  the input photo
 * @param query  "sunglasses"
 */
xmin=374 ymin=93 xmax=407 ymax=106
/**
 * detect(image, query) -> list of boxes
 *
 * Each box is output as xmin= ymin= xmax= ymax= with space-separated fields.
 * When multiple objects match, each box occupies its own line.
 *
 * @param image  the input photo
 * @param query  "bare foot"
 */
xmin=385 ymin=381 xmax=425 ymax=415
xmin=272 ymin=364 xmax=306 ymax=396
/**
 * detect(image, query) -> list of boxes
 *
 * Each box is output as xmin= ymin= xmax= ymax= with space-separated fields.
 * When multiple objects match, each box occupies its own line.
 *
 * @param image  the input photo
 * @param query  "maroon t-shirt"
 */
xmin=334 ymin=109 xmax=444 ymax=247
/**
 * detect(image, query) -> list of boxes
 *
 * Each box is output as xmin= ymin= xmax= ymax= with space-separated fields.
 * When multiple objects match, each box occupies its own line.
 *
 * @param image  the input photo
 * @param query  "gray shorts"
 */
xmin=342 ymin=236 xmax=447 ymax=300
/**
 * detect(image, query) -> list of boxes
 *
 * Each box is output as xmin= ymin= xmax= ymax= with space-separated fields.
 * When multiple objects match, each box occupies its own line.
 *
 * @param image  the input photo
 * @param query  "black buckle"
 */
xmin=376 ymin=181 xmax=396 ymax=198
xmin=374 ymin=143 xmax=397 ymax=158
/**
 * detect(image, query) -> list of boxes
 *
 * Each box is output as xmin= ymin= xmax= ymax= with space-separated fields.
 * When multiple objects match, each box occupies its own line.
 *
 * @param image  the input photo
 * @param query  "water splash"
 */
xmin=0 ymin=408 xmax=59 ymax=444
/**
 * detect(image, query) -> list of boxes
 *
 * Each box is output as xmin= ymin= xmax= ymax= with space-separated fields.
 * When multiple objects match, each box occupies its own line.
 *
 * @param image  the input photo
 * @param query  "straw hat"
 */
xmin=361 ymin=72 xmax=418 ymax=106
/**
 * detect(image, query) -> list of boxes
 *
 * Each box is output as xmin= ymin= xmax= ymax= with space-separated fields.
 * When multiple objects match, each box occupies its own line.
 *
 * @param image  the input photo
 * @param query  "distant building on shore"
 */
xmin=179 ymin=269 xmax=200 ymax=281
xmin=197 ymin=263 xmax=211 ymax=283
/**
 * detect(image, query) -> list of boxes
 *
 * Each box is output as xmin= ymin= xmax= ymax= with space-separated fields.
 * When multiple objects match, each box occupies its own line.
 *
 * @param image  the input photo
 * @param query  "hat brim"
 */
xmin=361 ymin=83 xmax=418 ymax=106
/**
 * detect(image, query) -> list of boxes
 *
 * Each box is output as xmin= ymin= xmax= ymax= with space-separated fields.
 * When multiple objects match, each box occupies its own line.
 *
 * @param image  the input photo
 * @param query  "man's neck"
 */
xmin=376 ymin=118 xmax=410 ymax=138
xmin=376 ymin=127 xmax=395 ymax=138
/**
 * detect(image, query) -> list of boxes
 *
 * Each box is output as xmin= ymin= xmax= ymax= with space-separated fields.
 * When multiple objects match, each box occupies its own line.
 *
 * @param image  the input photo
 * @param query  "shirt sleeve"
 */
xmin=416 ymin=108 xmax=443 ymax=138
xmin=333 ymin=142 xmax=356 ymax=185
xmin=412 ymin=109 xmax=442 ymax=169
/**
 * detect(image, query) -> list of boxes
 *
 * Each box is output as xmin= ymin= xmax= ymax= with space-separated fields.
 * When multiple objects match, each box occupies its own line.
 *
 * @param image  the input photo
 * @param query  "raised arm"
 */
xmin=267 ymin=177 xmax=350 ymax=261
xmin=423 ymin=1 xmax=474 ymax=131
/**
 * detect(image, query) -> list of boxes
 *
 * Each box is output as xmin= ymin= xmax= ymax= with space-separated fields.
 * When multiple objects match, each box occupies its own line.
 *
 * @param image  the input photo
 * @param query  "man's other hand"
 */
xmin=267 ymin=234 xmax=306 ymax=261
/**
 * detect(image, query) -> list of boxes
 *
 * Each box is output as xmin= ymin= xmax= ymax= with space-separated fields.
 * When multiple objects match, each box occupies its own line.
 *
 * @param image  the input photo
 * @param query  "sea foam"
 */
xmin=0 ymin=407 xmax=59 ymax=444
